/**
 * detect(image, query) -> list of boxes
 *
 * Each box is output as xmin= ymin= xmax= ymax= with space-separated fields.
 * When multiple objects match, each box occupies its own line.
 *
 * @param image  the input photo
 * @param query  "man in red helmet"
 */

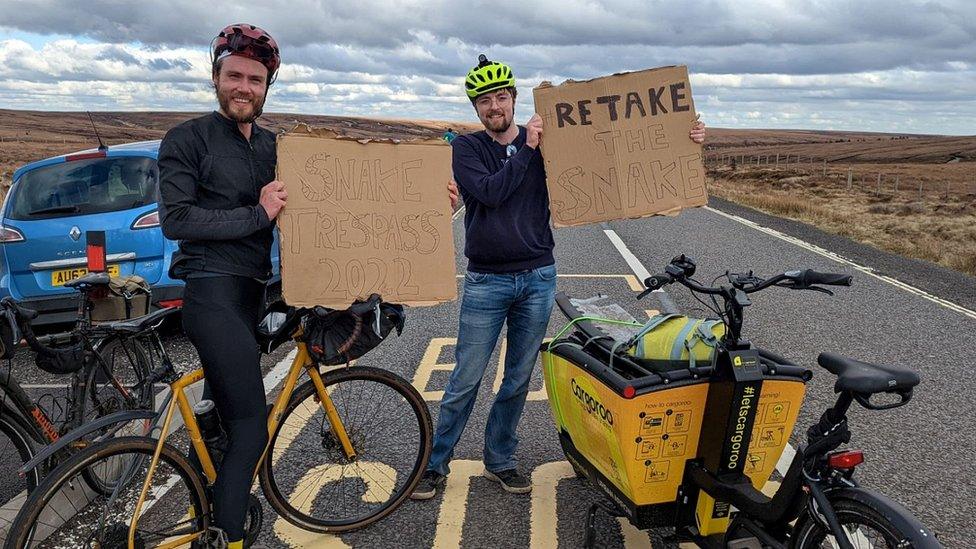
xmin=158 ymin=23 xmax=284 ymax=548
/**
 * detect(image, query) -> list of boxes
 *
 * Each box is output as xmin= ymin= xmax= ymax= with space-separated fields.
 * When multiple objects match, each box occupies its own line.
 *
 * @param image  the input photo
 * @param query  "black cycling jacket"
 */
xmin=158 ymin=111 xmax=277 ymax=280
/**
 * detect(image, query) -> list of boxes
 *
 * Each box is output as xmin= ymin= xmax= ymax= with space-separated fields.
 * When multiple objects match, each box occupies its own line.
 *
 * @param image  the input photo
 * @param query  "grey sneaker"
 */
xmin=484 ymin=468 xmax=532 ymax=494
xmin=410 ymin=470 xmax=446 ymax=500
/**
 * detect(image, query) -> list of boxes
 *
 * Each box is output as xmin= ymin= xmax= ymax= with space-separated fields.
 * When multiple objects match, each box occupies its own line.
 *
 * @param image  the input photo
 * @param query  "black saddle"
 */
xmin=96 ymin=306 xmax=179 ymax=333
xmin=818 ymin=352 xmax=919 ymax=395
xmin=64 ymin=272 xmax=111 ymax=289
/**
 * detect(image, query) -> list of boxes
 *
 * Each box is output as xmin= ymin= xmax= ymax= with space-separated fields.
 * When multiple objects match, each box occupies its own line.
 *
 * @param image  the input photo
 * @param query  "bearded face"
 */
xmin=474 ymin=89 xmax=516 ymax=133
xmin=213 ymin=54 xmax=269 ymax=124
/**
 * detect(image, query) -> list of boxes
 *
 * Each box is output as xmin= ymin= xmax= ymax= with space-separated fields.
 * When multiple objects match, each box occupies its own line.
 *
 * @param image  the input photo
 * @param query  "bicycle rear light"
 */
xmin=827 ymin=450 xmax=864 ymax=469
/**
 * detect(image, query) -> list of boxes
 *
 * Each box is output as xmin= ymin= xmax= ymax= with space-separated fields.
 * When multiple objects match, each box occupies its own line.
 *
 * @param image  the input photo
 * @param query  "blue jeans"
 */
xmin=427 ymin=264 xmax=557 ymax=476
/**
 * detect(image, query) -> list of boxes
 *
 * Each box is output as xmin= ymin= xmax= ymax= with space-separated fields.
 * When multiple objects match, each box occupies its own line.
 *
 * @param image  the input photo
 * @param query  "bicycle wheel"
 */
xmin=259 ymin=366 xmax=432 ymax=533
xmin=83 ymin=335 xmax=153 ymax=422
xmin=0 ymin=413 xmax=38 ymax=501
xmin=792 ymin=498 xmax=924 ymax=548
xmin=4 ymin=436 xmax=209 ymax=549
xmin=76 ymin=336 xmax=154 ymax=495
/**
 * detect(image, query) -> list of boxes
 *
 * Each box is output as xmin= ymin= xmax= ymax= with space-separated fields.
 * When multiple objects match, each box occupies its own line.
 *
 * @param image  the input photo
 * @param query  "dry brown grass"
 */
xmin=708 ymin=165 xmax=976 ymax=276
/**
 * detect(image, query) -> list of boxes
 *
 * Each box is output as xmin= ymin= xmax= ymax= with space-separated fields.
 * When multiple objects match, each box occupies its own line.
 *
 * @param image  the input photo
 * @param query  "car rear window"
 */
xmin=7 ymin=156 xmax=158 ymax=221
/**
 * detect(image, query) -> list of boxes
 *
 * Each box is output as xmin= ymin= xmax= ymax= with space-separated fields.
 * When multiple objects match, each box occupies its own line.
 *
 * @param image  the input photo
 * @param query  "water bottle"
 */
xmin=193 ymin=399 xmax=228 ymax=467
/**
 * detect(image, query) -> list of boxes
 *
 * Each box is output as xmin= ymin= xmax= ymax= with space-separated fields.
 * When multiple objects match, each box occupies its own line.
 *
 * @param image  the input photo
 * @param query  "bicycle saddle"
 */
xmin=818 ymin=352 xmax=919 ymax=395
xmin=64 ymin=272 xmax=111 ymax=289
xmin=96 ymin=306 xmax=179 ymax=333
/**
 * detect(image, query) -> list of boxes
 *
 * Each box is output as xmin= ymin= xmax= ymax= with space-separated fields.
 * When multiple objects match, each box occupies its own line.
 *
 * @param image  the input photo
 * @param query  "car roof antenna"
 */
xmin=87 ymin=111 xmax=108 ymax=152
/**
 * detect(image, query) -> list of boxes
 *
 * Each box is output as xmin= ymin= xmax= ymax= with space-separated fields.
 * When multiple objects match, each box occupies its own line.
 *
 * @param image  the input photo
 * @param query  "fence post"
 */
xmin=877 ymin=173 xmax=882 ymax=194
xmin=918 ymin=180 xmax=923 ymax=199
xmin=894 ymin=175 xmax=899 ymax=193
xmin=822 ymin=158 xmax=827 ymax=177
xmin=775 ymin=154 xmax=780 ymax=166
xmin=847 ymin=167 xmax=853 ymax=190
xmin=945 ymin=180 xmax=950 ymax=199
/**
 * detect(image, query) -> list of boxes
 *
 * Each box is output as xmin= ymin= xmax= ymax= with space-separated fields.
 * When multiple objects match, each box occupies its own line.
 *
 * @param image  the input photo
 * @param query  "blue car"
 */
xmin=0 ymin=140 xmax=280 ymax=325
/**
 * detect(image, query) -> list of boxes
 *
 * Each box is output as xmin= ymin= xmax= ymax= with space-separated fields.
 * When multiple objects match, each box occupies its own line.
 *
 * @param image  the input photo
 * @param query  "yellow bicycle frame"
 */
xmin=128 ymin=340 xmax=355 ymax=548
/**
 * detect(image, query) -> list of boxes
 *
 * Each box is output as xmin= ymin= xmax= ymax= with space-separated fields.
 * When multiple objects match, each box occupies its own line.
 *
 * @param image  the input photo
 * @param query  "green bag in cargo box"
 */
xmin=90 ymin=275 xmax=151 ymax=322
xmin=623 ymin=313 xmax=725 ymax=371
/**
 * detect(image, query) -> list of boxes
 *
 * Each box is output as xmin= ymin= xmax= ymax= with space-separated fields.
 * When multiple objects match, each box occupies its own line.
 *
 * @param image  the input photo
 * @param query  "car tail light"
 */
xmin=132 ymin=210 xmax=160 ymax=229
xmin=158 ymin=299 xmax=183 ymax=308
xmin=828 ymin=450 xmax=864 ymax=469
xmin=0 ymin=225 xmax=25 ymax=243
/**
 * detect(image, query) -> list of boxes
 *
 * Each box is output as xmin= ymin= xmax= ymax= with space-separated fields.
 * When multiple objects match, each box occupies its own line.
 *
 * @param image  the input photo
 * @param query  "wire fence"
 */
xmin=704 ymin=153 xmax=975 ymax=201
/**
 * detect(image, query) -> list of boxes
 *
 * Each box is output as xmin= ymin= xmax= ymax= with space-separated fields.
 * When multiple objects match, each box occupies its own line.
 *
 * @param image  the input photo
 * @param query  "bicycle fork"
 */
xmin=263 ymin=344 xmax=356 ymax=463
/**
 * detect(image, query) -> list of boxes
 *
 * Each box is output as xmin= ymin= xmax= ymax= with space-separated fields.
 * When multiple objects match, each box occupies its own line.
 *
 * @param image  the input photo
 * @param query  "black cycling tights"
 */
xmin=182 ymin=276 xmax=267 ymax=543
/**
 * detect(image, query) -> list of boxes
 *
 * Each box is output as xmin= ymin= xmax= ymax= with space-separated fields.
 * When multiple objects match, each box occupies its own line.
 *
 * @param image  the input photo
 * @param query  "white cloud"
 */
xmin=0 ymin=0 xmax=974 ymax=134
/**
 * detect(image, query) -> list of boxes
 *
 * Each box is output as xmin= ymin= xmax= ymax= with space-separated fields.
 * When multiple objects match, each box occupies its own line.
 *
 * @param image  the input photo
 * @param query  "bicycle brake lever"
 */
xmin=636 ymin=288 xmax=654 ymax=300
xmin=807 ymin=286 xmax=834 ymax=296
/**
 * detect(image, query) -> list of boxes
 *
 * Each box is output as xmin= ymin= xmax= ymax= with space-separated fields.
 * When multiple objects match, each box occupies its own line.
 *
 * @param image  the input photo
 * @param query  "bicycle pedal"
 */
xmin=191 ymin=526 xmax=229 ymax=548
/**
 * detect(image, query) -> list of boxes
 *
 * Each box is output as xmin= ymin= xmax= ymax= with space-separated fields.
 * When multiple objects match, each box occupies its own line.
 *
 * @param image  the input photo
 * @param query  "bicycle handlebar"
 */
xmin=0 ymin=296 xmax=58 ymax=356
xmin=643 ymin=263 xmax=852 ymax=296
xmin=786 ymin=269 xmax=853 ymax=288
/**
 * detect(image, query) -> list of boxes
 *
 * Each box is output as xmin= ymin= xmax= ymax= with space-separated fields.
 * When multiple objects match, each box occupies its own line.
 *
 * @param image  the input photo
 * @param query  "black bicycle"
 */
xmin=545 ymin=254 xmax=939 ymax=549
xmin=0 ymin=272 xmax=175 ymax=503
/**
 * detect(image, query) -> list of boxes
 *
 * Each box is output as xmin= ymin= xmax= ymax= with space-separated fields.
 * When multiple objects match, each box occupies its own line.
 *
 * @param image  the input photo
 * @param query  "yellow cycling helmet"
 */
xmin=465 ymin=54 xmax=516 ymax=100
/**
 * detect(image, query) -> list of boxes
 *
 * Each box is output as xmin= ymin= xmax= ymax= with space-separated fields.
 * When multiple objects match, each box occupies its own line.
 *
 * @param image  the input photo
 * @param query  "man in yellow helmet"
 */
xmin=413 ymin=55 xmax=706 ymax=499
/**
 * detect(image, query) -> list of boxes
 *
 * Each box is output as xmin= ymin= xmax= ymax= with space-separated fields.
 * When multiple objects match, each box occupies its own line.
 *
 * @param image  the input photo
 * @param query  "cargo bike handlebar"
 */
xmin=637 ymin=254 xmax=852 ymax=344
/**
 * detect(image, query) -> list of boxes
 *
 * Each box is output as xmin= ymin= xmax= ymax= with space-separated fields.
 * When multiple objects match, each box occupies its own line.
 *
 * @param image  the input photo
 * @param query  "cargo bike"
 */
xmin=541 ymin=255 xmax=940 ymax=548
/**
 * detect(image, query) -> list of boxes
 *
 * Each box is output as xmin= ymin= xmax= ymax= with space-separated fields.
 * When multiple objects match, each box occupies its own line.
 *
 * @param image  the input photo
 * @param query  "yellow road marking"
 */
xmin=432 ymin=459 xmax=483 ymax=549
xmin=529 ymin=461 xmax=575 ymax=548
xmin=619 ymin=517 xmax=655 ymax=548
xmin=413 ymin=337 xmax=457 ymax=401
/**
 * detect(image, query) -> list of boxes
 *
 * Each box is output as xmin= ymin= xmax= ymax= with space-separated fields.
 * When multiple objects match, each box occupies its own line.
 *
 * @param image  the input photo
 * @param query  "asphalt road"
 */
xmin=2 ymin=198 xmax=973 ymax=548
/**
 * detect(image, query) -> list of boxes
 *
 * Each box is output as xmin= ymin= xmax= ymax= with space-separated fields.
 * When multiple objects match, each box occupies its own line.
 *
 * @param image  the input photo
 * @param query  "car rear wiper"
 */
xmin=28 ymin=205 xmax=80 ymax=215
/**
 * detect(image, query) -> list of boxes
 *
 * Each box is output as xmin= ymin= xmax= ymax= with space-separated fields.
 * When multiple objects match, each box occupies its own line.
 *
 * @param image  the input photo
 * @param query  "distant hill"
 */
xmin=1 ymin=109 xmax=973 ymax=182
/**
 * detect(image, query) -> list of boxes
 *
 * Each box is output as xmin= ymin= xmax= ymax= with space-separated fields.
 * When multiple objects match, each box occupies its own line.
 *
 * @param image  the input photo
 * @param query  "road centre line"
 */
xmin=601 ymin=226 xmax=678 ymax=314
xmin=705 ymin=206 xmax=976 ymax=321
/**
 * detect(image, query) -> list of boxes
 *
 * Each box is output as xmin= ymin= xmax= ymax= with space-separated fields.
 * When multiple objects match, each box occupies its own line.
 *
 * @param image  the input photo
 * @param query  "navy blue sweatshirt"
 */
xmin=452 ymin=126 xmax=555 ymax=273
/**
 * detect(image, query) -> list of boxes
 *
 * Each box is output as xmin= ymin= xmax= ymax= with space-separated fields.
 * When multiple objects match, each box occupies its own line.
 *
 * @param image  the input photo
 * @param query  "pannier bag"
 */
xmin=34 ymin=336 xmax=88 ymax=375
xmin=90 ymin=275 xmax=151 ymax=322
xmin=623 ymin=314 xmax=726 ymax=371
xmin=302 ymin=294 xmax=405 ymax=366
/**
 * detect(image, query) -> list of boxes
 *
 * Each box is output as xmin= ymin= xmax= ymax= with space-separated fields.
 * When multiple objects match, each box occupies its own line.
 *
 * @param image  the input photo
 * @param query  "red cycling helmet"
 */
xmin=211 ymin=23 xmax=281 ymax=84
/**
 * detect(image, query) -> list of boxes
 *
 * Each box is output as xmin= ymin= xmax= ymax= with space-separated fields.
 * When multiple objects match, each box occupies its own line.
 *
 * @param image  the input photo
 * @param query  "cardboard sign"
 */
xmin=276 ymin=126 xmax=457 ymax=308
xmin=533 ymin=65 xmax=707 ymax=227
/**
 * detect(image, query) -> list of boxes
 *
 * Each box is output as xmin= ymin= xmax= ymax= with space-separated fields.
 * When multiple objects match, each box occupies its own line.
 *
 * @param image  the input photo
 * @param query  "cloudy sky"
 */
xmin=1 ymin=0 xmax=974 ymax=135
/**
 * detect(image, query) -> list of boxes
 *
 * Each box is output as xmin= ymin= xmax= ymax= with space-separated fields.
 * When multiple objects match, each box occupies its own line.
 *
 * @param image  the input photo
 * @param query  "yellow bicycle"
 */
xmin=5 ymin=301 xmax=432 ymax=548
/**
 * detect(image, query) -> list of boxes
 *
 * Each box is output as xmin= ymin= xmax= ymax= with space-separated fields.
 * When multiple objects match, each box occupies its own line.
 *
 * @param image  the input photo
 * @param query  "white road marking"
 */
xmin=705 ymin=206 xmax=976 ymax=321
xmin=603 ymin=229 xmax=652 ymax=283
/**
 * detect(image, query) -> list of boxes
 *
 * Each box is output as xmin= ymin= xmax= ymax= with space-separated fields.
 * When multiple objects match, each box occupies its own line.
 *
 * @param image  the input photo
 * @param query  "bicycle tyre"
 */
xmin=83 ymin=334 xmax=153 ymax=420
xmin=4 ymin=436 xmax=210 ymax=549
xmin=259 ymin=366 xmax=432 ymax=533
xmin=0 ymin=412 xmax=39 ymax=497
xmin=792 ymin=497 xmax=924 ymax=548
xmin=78 ymin=335 xmax=153 ymax=495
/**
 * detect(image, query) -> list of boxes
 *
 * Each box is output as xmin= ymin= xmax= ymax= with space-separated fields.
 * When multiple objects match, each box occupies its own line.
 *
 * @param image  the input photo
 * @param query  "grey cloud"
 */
xmin=96 ymin=46 xmax=140 ymax=65
xmin=146 ymin=58 xmax=192 ymax=71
